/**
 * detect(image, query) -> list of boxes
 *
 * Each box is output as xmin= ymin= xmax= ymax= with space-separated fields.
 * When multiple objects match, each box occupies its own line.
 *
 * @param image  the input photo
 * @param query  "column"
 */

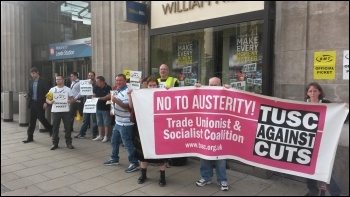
xmin=1 ymin=1 xmax=31 ymax=112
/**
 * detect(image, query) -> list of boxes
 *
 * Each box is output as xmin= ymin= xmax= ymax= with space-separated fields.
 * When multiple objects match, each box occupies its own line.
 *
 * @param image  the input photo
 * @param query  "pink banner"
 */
xmin=153 ymin=89 xmax=327 ymax=174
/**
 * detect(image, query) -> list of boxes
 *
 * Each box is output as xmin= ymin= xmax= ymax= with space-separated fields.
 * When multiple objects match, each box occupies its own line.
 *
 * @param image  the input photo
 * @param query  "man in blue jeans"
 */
xmin=92 ymin=76 xmax=112 ymax=142
xmin=194 ymin=77 xmax=229 ymax=191
xmin=104 ymin=74 xmax=139 ymax=173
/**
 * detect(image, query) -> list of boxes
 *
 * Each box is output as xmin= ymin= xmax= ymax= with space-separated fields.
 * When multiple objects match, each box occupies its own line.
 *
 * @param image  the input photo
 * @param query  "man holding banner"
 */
xmin=194 ymin=77 xmax=230 ymax=191
xmin=157 ymin=64 xmax=179 ymax=88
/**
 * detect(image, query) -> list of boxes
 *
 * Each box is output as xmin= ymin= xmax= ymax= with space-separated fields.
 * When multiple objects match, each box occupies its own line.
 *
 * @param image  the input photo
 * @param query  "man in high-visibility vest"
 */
xmin=157 ymin=64 xmax=179 ymax=88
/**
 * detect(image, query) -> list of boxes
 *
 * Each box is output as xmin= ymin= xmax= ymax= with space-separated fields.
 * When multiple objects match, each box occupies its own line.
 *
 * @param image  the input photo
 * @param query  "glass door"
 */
xmin=54 ymin=61 xmax=74 ymax=86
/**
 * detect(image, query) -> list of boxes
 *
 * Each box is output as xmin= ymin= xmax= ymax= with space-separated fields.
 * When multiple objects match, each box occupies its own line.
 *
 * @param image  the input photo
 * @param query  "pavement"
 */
xmin=1 ymin=114 xmax=314 ymax=196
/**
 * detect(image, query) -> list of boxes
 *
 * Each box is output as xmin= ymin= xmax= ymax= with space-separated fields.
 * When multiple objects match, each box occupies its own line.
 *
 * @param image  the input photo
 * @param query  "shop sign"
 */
xmin=151 ymin=1 xmax=264 ymax=29
xmin=124 ymin=1 xmax=147 ymax=24
xmin=48 ymin=37 xmax=91 ymax=60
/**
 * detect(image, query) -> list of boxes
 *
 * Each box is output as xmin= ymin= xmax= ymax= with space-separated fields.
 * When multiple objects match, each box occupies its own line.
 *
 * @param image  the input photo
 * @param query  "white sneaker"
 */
xmin=196 ymin=178 xmax=211 ymax=187
xmin=92 ymin=135 xmax=102 ymax=141
xmin=220 ymin=181 xmax=229 ymax=191
xmin=102 ymin=136 xmax=108 ymax=143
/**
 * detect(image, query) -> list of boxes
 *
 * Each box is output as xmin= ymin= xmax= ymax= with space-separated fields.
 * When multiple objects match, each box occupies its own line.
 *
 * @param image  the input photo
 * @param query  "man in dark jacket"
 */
xmin=22 ymin=67 xmax=53 ymax=143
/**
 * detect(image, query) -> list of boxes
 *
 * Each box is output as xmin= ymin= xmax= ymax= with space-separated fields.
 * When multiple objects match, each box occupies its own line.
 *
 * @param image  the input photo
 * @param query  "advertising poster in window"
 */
xmin=229 ymin=22 xmax=263 ymax=94
xmin=172 ymin=40 xmax=200 ymax=86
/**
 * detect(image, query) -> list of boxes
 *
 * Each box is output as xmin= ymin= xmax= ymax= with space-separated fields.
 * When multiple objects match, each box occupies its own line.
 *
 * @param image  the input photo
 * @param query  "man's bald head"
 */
xmin=209 ymin=77 xmax=221 ymax=86
xmin=159 ymin=64 xmax=169 ymax=79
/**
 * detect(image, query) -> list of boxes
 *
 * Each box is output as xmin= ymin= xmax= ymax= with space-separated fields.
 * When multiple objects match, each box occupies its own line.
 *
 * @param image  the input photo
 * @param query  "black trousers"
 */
xmin=52 ymin=112 xmax=72 ymax=145
xmin=27 ymin=100 xmax=52 ymax=138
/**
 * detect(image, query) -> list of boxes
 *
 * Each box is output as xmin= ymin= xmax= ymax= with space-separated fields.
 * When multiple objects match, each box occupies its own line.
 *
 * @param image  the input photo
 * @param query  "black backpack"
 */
xmin=168 ymin=157 xmax=188 ymax=166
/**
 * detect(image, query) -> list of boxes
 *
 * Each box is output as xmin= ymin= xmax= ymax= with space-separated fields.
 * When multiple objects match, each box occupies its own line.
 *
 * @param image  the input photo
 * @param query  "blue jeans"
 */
xmin=78 ymin=113 xmax=97 ymax=137
xmin=109 ymin=124 xmax=138 ymax=165
xmin=200 ymin=159 xmax=227 ymax=182
xmin=306 ymin=170 xmax=341 ymax=196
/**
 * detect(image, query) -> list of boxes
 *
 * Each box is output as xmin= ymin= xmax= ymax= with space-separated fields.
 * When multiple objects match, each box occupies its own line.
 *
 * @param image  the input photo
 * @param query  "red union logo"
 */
xmin=84 ymin=40 xmax=91 ymax=46
xmin=316 ymin=55 xmax=333 ymax=63
xmin=50 ymin=47 xmax=55 ymax=55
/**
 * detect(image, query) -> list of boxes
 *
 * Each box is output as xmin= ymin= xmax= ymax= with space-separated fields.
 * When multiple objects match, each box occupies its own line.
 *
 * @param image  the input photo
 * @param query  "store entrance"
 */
xmin=53 ymin=58 xmax=91 ymax=86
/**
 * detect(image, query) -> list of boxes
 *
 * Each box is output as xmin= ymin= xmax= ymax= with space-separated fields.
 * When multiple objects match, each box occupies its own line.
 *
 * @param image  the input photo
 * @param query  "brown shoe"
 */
xmin=50 ymin=144 xmax=58 ymax=150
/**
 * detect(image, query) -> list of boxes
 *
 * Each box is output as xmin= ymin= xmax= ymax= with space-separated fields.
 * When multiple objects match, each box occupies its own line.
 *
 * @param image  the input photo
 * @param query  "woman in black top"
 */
xmin=304 ymin=82 xmax=341 ymax=196
xmin=127 ymin=76 xmax=167 ymax=187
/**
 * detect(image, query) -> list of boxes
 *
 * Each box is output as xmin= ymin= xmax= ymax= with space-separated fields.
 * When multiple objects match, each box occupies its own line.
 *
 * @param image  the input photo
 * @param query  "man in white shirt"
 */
xmin=46 ymin=75 xmax=75 ymax=150
xmin=69 ymin=71 xmax=83 ymax=132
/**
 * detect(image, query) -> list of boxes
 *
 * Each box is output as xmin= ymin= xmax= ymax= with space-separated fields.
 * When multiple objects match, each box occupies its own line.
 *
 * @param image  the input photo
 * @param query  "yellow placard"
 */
xmin=314 ymin=51 xmax=336 ymax=79
xmin=123 ymin=69 xmax=131 ymax=79
xmin=314 ymin=51 xmax=336 ymax=66
xmin=314 ymin=65 xmax=335 ymax=79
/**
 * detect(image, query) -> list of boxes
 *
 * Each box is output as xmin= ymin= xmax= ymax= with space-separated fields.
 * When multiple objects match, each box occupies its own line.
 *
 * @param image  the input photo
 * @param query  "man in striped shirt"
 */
xmin=104 ymin=74 xmax=139 ymax=173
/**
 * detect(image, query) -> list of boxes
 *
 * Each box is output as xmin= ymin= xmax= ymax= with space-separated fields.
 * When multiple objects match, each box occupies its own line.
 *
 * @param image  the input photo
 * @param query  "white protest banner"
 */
xmin=131 ymin=86 xmax=348 ymax=183
xmin=343 ymin=50 xmax=349 ymax=80
xmin=51 ymin=93 xmax=69 ymax=112
xmin=79 ymin=80 xmax=93 ymax=95
xmin=83 ymin=98 xmax=99 ymax=113
xmin=130 ymin=71 xmax=142 ymax=89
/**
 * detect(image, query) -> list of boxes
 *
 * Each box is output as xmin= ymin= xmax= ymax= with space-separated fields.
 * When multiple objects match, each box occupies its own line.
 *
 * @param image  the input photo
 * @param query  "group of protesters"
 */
xmin=22 ymin=65 xmax=348 ymax=194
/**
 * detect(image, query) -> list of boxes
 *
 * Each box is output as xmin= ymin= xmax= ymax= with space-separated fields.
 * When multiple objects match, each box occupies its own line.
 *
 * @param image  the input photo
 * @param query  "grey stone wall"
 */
xmin=274 ymin=1 xmax=349 ymax=103
xmin=91 ymin=1 xmax=148 ymax=86
xmin=274 ymin=1 xmax=349 ymax=195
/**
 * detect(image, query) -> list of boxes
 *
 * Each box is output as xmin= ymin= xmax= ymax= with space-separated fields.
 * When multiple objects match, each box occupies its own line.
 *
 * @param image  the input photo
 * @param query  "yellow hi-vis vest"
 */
xmin=157 ymin=77 xmax=178 ymax=87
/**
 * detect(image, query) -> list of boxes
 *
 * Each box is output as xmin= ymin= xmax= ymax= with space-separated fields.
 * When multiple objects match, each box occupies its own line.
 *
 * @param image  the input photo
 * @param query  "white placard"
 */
xmin=130 ymin=71 xmax=142 ymax=90
xmin=343 ymin=50 xmax=349 ymax=80
xmin=159 ymin=82 xmax=166 ymax=88
xmin=51 ymin=93 xmax=69 ymax=112
xmin=79 ymin=80 xmax=93 ymax=95
xmin=106 ymin=90 xmax=117 ymax=105
xmin=83 ymin=98 xmax=99 ymax=113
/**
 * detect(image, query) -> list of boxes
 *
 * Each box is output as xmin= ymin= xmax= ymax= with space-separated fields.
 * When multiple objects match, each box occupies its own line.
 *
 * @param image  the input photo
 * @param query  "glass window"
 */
xmin=150 ymin=20 xmax=264 ymax=94
xmin=60 ymin=1 xmax=91 ymax=25
xmin=31 ymin=1 xmax=91 ymax=44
